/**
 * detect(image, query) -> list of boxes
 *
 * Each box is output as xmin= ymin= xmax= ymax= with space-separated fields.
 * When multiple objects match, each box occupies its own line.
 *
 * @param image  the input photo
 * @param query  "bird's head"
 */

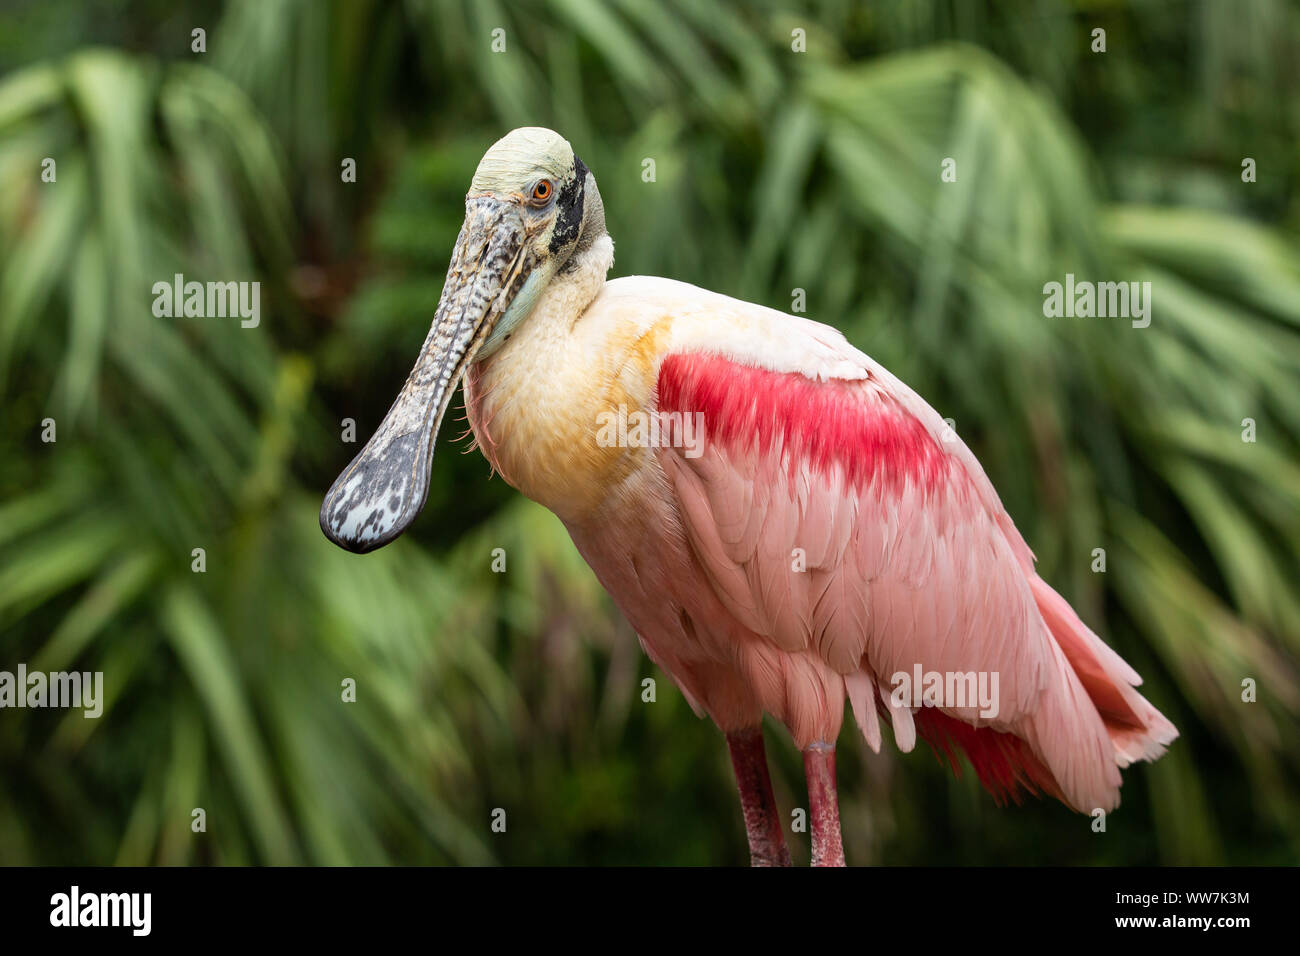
xmin=319 ymin=127 xmax=605 ymax=553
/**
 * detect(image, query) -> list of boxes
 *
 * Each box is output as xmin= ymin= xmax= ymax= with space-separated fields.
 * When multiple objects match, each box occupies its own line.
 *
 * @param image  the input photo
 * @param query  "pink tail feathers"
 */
xmin=901 ymin=576 xmax=1178 ymax=814
xmin=1030 ymin=575 xmax=1179 ymax=771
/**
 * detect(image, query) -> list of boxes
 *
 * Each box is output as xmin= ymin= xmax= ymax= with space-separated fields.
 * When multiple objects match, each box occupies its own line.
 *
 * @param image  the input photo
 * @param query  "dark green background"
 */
xmin=0 ymin=0 xmax=1297 ymax=865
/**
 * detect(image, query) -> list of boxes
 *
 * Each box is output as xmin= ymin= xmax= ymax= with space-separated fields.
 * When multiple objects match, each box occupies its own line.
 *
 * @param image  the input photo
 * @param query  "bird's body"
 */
xmin=322 ymin=127 xmax=1177 ymax=865
xmin=467 ymin=249 xmax=1176 ymax=814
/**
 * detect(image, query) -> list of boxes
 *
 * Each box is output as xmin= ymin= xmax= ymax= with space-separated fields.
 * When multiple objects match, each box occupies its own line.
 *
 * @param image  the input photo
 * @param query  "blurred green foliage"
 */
xmin=0 ymin=0 xmax=1297 ymax=865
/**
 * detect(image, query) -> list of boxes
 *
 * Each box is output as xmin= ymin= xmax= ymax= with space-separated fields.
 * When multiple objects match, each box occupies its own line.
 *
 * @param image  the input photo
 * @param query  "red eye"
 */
xmin=532 ymin=180 xmax=553 ymax=202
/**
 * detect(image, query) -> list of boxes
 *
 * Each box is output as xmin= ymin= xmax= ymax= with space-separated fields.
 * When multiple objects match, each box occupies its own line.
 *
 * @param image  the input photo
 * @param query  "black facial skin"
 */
xmin=549 ymin=154 xmax=587 ymax=254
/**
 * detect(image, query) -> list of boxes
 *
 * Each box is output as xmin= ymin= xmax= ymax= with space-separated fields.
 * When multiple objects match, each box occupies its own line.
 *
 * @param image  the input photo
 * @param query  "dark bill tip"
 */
xmin=320 ymin=194 xmax=530 ymax=554
xmin=319 ymin=429 xmax=433 ymax=553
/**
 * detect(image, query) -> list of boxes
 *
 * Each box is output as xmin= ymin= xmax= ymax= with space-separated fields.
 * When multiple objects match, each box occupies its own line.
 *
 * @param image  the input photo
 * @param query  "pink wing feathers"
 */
xmin=655 ymin=350 xmax=1176 ymax=812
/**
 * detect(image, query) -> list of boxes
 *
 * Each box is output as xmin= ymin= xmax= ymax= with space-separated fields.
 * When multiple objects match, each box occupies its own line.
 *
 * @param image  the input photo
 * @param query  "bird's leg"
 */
xmin=725 ymin=728 xmax=792 ymax=867
xmin=802 ymin=742 xmax=846 ymax=867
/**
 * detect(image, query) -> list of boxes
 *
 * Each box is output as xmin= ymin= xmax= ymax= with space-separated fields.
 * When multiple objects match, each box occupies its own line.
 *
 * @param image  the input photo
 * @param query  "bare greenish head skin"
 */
xmin=320 ymin=127 xmax=606 ymax=553
xmin=470 ymin=127 xmax=575 ymax=194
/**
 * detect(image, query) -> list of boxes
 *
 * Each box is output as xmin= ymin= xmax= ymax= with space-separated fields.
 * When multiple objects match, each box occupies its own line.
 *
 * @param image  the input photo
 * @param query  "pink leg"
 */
xmin=725 ymin=728 xmax=792 ymax=867
xmin=803 ymin=742 xmax=846 ymax=867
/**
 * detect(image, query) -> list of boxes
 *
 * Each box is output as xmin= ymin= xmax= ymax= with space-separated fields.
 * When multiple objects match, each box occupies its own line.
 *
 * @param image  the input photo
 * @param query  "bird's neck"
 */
xmin=547 ymin=232 xmax=616 ymax=327
xmin=464 ymin=233 xmax=627 ymax=521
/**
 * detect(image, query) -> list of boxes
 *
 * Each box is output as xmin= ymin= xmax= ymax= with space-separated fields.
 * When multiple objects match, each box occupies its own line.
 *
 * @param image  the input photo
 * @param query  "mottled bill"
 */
xmin=320 ymin=198 xmax=531 ymax=552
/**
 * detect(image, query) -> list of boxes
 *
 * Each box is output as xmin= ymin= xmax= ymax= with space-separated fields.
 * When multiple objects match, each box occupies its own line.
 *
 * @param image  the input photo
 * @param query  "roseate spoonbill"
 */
xmin=321 ymin=127 xmax=1178 ymax=866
